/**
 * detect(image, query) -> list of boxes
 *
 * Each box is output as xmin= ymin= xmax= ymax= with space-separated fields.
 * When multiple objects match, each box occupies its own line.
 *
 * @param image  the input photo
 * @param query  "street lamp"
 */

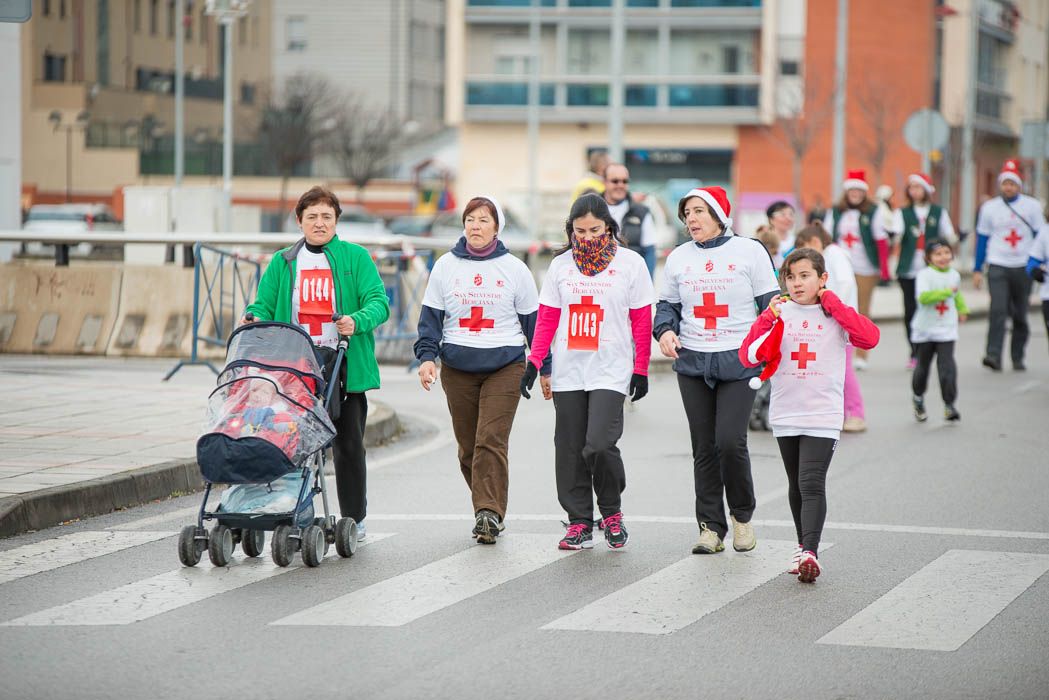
xmin=48 ymin=109 xmax=90 ymax=203
xmin=205 ymin=0 xmax=250 ymax=233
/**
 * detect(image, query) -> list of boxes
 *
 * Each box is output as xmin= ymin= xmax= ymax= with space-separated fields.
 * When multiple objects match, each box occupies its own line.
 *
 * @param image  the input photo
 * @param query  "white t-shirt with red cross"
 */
xmin=911 ymin=266 xmax=962 ymax=343
xmin=660 ymin=236 xmax=780 ymax=353
xmin=890 ymin=204 xmax=958 ymax=278
xmin=292 ymin=247 xmax=339 ymax=348
xmin=538 ymin=247 xmax=654 ymax=394
xmin=823 ymin=208 xmax=888 ymax=276
xmin=1030 ymin=225 xmax=1049 ymax=301
xmin=766 ymin=301 xmax=849 ymax=440
xmin=421 ymin=251 xmax=538 ymax=348
xmin=975 ymin=194 xmax=1045 ymax=268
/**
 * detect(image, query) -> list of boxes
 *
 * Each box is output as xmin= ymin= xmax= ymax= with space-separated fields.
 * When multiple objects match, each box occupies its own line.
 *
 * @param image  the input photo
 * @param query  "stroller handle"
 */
xmin=324 ymin=313 xmax=350 ymax=412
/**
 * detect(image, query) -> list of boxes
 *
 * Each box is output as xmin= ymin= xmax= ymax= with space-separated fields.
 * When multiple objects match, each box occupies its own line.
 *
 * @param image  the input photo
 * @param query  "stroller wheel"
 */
xmin=301 ymin=525 xmax=325 ymax=567
xmin=335 ymin=517 xmax=358 ymax=558
xmin=271 ymin=525 xmax=294 ymax=567
xmin=208 ymin=524 xmax=234 ymax=567
xmin=241 ymin=529 xmax=265 ymax=558
xmin=178 ymin=526 xmax=204 ymax=567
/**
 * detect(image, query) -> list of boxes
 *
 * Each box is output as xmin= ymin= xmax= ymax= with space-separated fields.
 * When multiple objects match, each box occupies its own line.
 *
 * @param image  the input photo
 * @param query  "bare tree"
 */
xmin=761 ymin=75 xmax=837 ymax=211
xmin=854 ymin=78 xmax=904 ymax=185
xmin=257 ymin=74 xmax=341 ymax=219
xmin=330 ymin=100 xmax=405 ymax=201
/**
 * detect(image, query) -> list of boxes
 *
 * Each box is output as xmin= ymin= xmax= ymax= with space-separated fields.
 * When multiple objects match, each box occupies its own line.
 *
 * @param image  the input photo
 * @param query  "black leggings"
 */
xmin=1043 ymin=301 xmax=1049 ymax=351
xmin=899 ymin=277 xmax=918 ymax=359
xmin=912 ymin=341 xmax=957 ymax=405
xmin=333 ymin=392 xmax=368 ymax=522
xmin=776 ymin=435 xmax=837 ymax=556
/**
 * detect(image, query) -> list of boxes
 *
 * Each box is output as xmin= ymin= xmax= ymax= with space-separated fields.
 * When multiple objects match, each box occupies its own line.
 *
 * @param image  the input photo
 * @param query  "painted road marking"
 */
xmin=542 ymin=540 xmax=821 ymax=635
xmin=0 ymin=531 xmax=174 ymax=585
xmin=271 ymin=534 xmax=575 ymax=627
xmin=818 ymin=549 xmax=1049 ymax=651
xmin=1 ymin=533 xmax=395 ymax=626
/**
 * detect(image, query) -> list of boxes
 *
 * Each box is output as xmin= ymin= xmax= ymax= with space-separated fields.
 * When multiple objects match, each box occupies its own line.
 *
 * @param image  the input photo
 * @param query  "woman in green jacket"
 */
xmin=243 ymin=186 xmax=390 ymax=538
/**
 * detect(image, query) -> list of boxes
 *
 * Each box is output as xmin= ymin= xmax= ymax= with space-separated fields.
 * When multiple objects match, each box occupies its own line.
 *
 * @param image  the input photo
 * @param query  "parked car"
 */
xmin=389 ymin=209 xmax=532 ymax=243
xmin=334 ymin=205 xmax=389 ymax=238
xmin=21 ymin=204 xmax=123 ymax=259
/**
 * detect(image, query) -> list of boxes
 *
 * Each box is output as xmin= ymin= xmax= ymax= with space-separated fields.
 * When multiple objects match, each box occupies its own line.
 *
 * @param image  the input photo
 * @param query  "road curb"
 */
xmin=0 ymin=401 xmax=402 ymax=539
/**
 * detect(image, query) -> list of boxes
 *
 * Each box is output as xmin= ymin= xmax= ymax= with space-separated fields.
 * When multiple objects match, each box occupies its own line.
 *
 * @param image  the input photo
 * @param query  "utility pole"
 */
xmin=608 ymin=0 xmax=625 ymax=163
xmin=206 ymin=1 xmax=249 ymax=234
xmin=527 ymin=0 xmax=540 ymax=239
xmin=959 ymin=1 xmax=978 ymax=248
xmin=175 ymin=0 xmax=185 ymax=189
xmin=830 ymin=0 xmax=848 ymax=201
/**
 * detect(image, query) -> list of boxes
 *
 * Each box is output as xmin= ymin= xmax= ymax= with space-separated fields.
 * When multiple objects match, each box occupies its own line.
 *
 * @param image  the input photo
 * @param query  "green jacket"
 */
xmin=246 ymin=236 xmax=391 ymax=393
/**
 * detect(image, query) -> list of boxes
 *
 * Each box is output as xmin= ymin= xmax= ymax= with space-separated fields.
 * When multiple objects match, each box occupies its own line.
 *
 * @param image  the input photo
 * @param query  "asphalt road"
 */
xmin=1 ymin=316 xmax=1047 ymax=700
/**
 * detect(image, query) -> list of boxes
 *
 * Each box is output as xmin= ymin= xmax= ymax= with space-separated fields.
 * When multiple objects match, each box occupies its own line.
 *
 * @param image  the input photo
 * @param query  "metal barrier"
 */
xmin=373 ymin=248 xmax=436 ymax=364
xmin=164 ymin=242 xmax=261 ymax=380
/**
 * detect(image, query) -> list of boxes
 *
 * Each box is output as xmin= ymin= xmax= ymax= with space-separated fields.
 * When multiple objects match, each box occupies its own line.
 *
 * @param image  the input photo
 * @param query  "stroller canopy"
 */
xmin=225 ymin=322 xmax=326 ymax=390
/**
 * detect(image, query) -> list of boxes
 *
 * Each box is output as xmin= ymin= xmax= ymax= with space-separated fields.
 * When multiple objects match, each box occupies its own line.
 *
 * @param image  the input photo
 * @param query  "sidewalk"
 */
xmin=0 ymin=357 xmax=400 ymax=537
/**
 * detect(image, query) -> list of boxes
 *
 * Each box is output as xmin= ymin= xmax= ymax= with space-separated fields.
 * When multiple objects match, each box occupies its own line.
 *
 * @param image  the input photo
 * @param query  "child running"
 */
xmin=740 ymin=249 xmax=880 ymax=582
xmin=910 ymin=241 xmax=968 ymax=423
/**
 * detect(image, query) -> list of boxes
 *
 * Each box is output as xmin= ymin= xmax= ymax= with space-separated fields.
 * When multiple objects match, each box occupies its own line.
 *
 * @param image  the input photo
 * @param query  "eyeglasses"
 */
xmin=608 ymin=178 xmax=629 ymax=184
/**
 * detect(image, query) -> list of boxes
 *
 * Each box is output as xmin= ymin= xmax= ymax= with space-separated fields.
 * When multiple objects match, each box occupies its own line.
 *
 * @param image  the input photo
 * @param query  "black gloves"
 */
xmin=629 ymin=373 xmax=648 ymax=402
xmin=520 ymin=363 xmax=539 ymax=399
xmin=1032 ymin=266 xmax=1046 ymax=283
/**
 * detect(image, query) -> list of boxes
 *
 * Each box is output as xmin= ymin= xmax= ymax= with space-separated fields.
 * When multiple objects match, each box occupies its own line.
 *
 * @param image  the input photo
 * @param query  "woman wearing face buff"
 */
xmin=521 ymin=194 xmax=654 ymax=551
xmin=654 ymin=187 xmax=781 ymax=555
xmin=415 ymin=196 xmax=548 ymax=545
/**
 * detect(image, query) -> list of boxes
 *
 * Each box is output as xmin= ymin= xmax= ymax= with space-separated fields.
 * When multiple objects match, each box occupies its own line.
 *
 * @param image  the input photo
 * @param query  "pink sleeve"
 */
xmin=738 ymin=307 xmax=777 ymax=368
xmin=820 ymin=290 xmax=880 ymax=350
xmin=629 ymin=305 xmax=653 ymax=376
xmin=877 ymin=238 xmax=891 ymax=280
xmin=527 ymin=304 xmax=561 ymax=370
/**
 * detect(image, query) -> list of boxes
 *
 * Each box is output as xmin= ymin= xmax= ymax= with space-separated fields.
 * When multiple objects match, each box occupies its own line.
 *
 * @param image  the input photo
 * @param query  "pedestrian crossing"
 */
xmin=1 ymin=526 xmax=1046 ymax=652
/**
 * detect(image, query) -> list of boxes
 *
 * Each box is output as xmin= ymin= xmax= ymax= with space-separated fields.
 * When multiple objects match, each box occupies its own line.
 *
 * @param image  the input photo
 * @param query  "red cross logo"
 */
xmin=693 ymin=292 xmax=730 ymax=330
xmin=841 ymin=231 xmax=860 ymax=249
xmin=935 ymin=301 xmax=949 ymax=316
xmin=568 ymin=295 xmax=605 ymax=351
xmin=1004 ymin=230 xmax=1023 ymax=248
xmin=917 ymin=233 xmax=925 ymax=250
xmin=459 ymin=306 xmax=495 ymax=332
xmin=791 ymin=343 xmax=817 ymax=369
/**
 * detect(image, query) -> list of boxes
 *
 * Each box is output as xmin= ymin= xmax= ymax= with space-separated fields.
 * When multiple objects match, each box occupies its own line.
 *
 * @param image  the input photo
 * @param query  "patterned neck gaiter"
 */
xmin=571 ymin=234 xmax=618 ymax=277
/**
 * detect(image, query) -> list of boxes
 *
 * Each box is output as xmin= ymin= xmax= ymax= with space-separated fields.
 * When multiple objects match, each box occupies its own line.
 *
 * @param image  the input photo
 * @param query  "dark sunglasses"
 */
xmin=608 ymin=178 xmax=629 ymax=184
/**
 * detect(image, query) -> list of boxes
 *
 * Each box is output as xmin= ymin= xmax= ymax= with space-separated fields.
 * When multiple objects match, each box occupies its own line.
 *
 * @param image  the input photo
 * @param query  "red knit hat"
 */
xmin=746 ymin=318 xmax=785 ymax=390
xmin=907 ymin=172 xmax=935 ymax=194
xmin=678 ymin=186 xmax=733 ymax=228
xmin=842 ymin=169 xmax=869 ymax=192
xmin=998 ymin=159 xmax=1022 ymax=186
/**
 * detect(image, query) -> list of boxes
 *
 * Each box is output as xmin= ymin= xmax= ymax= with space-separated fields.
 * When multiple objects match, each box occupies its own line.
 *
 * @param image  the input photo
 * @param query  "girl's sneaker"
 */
xmin=797 ymin=550 xmax=821 ymax=583
xmin=787 ymin=544 xmax=802 ymax=574
xmin=906 ymin=357 xmax=918 ymax=371
xmin=913 ymin=395 xmax=928 ymax=422
xmin=602 ymin=512 xmax=628 ymax=549
xmin=558 ymin=522 xmax=594 ymax=550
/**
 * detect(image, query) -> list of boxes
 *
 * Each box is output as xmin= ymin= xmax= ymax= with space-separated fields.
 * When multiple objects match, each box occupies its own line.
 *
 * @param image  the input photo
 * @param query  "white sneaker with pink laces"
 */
xmin=787 ymin=544 xmax=802 ymax=575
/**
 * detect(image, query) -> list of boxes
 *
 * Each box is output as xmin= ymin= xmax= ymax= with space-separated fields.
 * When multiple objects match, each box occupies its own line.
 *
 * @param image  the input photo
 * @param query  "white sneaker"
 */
xmin=730 ymin=516 xmax=756 ymax=552
xmin=356 ymin=520 xmax=366 ymax=540
xmin=787 ymin=544 xmax=802 ymax=574
xmin=853 ymin=356 xmax=868 ymax=371
xmin=842 ymin=416 xmax=867 ymax=433
xmin=797 ymin=550 xmax=821 ymax=583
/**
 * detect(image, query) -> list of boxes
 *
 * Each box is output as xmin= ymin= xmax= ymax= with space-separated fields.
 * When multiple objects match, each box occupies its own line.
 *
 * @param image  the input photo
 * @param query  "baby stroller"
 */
xmin=178 ymin=316 xmax=358 ymax=568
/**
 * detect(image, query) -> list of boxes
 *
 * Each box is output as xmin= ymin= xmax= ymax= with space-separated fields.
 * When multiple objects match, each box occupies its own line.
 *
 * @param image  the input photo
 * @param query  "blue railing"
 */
xmin=467 ymin=82 xmax=556 ymax=106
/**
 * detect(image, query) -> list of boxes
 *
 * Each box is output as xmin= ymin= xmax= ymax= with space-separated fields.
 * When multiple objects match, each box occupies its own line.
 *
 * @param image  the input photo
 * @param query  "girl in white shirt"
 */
xmin=740 ymin=249 xmax=880 ymax=583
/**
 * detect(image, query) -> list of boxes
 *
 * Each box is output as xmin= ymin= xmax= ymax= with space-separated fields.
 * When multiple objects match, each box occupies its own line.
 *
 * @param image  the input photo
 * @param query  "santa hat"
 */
xmin=842 ymin=169 xmax=869 ymax=192
xmin=907 ymin=172 xmax=935 ymax=194
xmin=998 ymin=159 xmax=1023 ymax=187
xmin=746 ymin=317 xmax=786 ymax=390
xmin=678 ymin=186 xmax=733 ymax=229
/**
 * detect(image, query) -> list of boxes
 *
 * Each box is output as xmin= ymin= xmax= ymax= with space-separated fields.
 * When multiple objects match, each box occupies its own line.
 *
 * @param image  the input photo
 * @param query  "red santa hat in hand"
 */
xmin=842 ymin=169 xmax=869 ymax=192
xmin=678 ymin=186 xmax=733 ymax=229
xmin=998 ymin=159 xmax=1023 ymax=186
xmin=907 ymin=172 xmax=935 ymax=195
xmin=747 ymin=318 xmax=786 ymax=390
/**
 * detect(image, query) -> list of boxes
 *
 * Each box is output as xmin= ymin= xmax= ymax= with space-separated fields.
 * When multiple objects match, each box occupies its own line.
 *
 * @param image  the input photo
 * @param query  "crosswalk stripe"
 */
xmin=271 ymin=534 xmax=576 ymax=627
xmin=542 ymin=540 xmax=824 ymax=635
xmin=0 ymin=531 xmax=175 ymax=585
xmin=817 ymin=549 xmax=1049 ymax=651
xmin=0 ymin=533 xmax=395 ymax=626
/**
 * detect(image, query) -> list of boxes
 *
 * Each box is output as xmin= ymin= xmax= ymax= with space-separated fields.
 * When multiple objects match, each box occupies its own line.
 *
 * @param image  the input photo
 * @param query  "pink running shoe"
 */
xmin=787 ymin=544 xmax=802 ymax=575
xmin=797 ymin=550 xmax=821 ymax=583
xmin=558 ymin=522 xmax=594 ymax=550
xmin=601 ymin=512 xmax=628 ymax=549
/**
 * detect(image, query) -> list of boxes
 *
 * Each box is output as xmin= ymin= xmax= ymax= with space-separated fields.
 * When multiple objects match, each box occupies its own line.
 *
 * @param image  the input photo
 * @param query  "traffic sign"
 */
xmin=903 ymin=109 xmax=950 ymax=153
xmin=1019 ymin=121 xmax=1049 ymax=159
xmin=0 ymin=0 xmax=31 ymax=22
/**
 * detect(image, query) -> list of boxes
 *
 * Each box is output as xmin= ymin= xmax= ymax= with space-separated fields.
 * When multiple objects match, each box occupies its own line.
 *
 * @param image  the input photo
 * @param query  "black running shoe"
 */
xmin=602 ymin=512 xmax=628 ymax=549
xmin=1014 ymin=360 xmax=1026 ymax=372
xmin=913 ymin=395 xmax=928 ymax=422
xmin=474 ymin=509 xmax=502 ymax=544
xmin=982 ymin=356 xmax=1002 ymax=371
xmin=945 ymin=404 xmax=961 ymax=422
xmin=558 ymin=522 xmax=594 ymax=550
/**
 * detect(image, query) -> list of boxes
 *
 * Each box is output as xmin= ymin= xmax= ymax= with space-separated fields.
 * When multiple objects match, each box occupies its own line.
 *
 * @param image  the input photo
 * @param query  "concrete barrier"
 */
xmin=0 ymin=262 xmax=122 ymax=354
xmin=105 ymin=265 xmax=196 ymax=357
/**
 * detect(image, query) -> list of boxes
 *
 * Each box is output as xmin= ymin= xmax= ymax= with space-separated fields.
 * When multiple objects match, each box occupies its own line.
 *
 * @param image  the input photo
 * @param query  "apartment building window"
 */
xmin=467 ymin=0 xmax=555 ymax=5
xmin=671 ymin=0 xmax=761 ymax=6
xmin=200 ymin=6 xmax=207 ymax=44
xmin=185 ymin=7 xmax=193 ymax=40
xmin=627 ymin=0 xmax=660 ymax=6
xmin=167 ymin=0 xmax=175 ymax=39
xmin=669 ymin=30 xmax=756 ymax=75
xmin=97 ymin=0 xmax=110 ymax=86
xmin=568 ymin=0 xmax=611 ymax=6
xmin=567 ymin=29 xmax=610 ymax=75
xmin=239 ymin=16 xmax=247 ymax=46
xmin=133 ymin=0 xmax=141 ymax=32
xmin=43 ymin=0 xmax=49 ymax=17
xmin=150 ymin=0 xmax=158 ymax=36
xmin=240 ymin=82 xmax=255 ymax=105
xmin=59 ymin=0 xmax=65 ymax=19
xmin=625 ymin=30 xmax=658 ymax=75
xmin=252 ymin=17 xmax=259 ymax=48
xmin=286 ymin=16 xmax=307 ymax=51
xmin=43 ymin=52 xmax=67 ymax=82
xmin=779 ymin=59 xmax=799 ymax=76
